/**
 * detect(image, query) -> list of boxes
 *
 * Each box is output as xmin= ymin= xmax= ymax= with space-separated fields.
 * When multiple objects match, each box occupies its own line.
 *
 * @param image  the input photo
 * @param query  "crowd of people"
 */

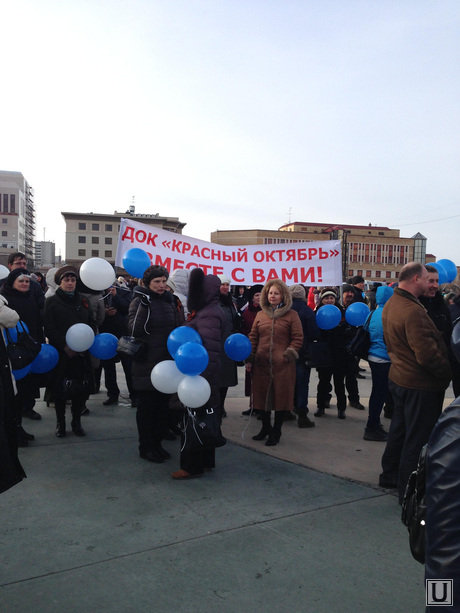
xmin=1 ymin=256 xmax=459 ymax=495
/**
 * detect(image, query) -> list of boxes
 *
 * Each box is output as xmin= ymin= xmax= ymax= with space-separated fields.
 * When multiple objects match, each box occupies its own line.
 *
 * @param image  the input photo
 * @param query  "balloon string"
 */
xmin=240 ymin=407 xmax=255 ymax=440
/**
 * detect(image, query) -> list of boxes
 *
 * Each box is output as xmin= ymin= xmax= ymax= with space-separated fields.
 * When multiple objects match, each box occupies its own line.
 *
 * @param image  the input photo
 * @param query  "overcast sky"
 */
xmin=1 ymin=0 xmax=459 ymax=264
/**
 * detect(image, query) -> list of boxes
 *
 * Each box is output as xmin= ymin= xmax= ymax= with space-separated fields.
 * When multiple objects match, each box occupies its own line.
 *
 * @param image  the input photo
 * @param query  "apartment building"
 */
xmin=62 ymin=206 xmax=186 ymax=269
xmin=211 ymin=222 xmax=429 ymax=284
xmin=0 ymin=170 xmax=36 ymax=267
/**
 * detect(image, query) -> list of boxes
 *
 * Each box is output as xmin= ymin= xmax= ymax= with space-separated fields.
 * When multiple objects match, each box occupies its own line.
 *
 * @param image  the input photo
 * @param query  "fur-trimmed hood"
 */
xmin=260 ymin=279 xmax=293 ymax=318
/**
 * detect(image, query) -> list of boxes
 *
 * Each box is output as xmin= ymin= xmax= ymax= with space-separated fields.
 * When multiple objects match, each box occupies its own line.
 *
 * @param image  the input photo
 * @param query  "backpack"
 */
xmin=401 ymin=444 xmax=427 ymax=564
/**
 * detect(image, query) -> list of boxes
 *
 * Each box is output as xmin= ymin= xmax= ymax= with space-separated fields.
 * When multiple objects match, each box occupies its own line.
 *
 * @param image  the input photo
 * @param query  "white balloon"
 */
xmin=0 ymin=265 xmax=9 ymax=280
xmin=80 ymin=258 xmax=116 ymax=291
xmin=177 ymin=375 xmax=211 ymax=408
xmin=65 ymin=323 xmax=95 ymax=352
xmin=151 ymin=360 xmax=185 ymax=394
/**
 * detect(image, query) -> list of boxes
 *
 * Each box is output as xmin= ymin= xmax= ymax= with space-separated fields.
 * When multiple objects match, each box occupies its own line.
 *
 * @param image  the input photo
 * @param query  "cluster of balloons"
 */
xmin=65 ymin=324 xmax=118 ymax=360
xmin=4 ymin=322 xmax=60 ymax=380
xmin=152 ymin=326 xmax=210 ymax=408
xmin=430 ymin=259 xmax=457 ymax=285
xmin=316 ymin=302 xmax=370 ymax=330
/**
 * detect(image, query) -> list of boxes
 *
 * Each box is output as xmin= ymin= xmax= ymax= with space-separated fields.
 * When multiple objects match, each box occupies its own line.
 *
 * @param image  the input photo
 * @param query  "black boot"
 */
xmin=71 ymin=407 xmax=86 ymax=437
xmin=55 ymin=403 xmax=66 ymax=438
xmin=297 ymin=409 xmax=315 ymax=428
xmin=266 ymin=412 xmax=283 ymax=446
xmin=252 ymin=411 xmax=272 ymax=440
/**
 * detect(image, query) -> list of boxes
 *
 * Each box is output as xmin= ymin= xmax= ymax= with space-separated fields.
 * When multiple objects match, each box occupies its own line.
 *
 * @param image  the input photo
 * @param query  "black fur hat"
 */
xmin=187 ymin=268 xmax=206 ymax=312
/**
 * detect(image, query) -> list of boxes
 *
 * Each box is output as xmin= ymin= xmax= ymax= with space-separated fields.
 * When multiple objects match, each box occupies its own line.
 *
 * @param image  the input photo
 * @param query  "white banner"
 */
xmin=115 ymin=218 xmax=342 ymax=286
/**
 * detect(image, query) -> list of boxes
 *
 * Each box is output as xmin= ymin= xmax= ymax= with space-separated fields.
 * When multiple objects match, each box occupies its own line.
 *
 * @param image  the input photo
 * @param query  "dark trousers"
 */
xmin=136 ymin=389 xmax=169 ymax=454
xmin=99 ymin=355 xmax=134 ymax=399
xmin=317 ymin=366 xmax=346 ymax=411
xmin=180 ymin=444 xmax=215 ymax=476
xmin=367 ymin=361 xmax=390 ymax=430
xmin=345 ymin=355 xmax=360 ymax=403
xmin=294 ymin=361 xmax=312 ymax=413
xmin=380 ymin=381 xmax=445 ymax=503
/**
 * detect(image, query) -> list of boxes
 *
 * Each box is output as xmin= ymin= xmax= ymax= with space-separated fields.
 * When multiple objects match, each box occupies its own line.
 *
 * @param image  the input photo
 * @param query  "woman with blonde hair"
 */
xmin=246 ymin=279 xmax=303 ymax=446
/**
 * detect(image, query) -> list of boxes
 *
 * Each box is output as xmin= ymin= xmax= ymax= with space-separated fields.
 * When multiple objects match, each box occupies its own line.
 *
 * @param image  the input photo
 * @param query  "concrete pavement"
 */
xmin=2 ymin=365 xmax=453 ymax=612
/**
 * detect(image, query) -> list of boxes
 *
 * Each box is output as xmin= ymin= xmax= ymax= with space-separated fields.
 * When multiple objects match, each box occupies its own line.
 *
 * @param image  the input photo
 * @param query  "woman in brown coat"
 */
xmin=246 ymin=279 xmax=303 ymax=446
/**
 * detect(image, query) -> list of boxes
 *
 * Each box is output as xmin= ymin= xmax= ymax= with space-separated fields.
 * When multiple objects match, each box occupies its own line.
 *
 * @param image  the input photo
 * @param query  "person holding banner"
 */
xmin=247 ymin=279 xmax=303 ymax=446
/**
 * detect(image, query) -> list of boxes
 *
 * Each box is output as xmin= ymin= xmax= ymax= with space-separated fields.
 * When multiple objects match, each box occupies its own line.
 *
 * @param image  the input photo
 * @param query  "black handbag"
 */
xmin=346 ymin=311 xmax=374 ymax=361
xmin=401 ymin=444 xmax=427 ymax=564
xmin=116 ymin=301 xmax=147 ymax=360
xmin=181 ymin=407 xmax=227 ymax=451
xmin=117 ymin=335 xmax=147 ymax=360
xmin=5 ymin=322 xmax=41 ymax=371
xmin=60 ymin=377 xmax=92 ymax=400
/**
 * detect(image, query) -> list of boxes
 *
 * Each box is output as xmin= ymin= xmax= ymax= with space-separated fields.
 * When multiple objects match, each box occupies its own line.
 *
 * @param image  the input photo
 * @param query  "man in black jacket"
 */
xmin=420 ymin=265 xmax=459 ymax=398
xmin=99 ymin=283 xmax=134 ymax=406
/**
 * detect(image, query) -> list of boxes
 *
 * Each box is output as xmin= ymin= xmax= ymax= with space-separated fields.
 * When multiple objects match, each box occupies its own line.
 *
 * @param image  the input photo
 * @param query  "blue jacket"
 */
xmin=368 ymin=286 xmax=393 ymax=361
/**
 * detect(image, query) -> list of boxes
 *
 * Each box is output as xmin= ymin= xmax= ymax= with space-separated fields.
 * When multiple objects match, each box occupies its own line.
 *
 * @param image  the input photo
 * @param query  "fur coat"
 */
xmin=248 ymin=279 xmax=303 ymax=412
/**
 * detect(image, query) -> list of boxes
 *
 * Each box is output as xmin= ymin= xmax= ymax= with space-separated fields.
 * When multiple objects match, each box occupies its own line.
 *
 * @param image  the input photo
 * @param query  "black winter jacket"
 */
xmin=128 ymin=286 xmax=177 ymax=391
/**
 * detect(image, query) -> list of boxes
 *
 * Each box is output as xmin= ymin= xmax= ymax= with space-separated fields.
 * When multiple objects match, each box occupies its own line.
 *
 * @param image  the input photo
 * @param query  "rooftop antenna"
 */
xmin=288 ymin=207 xmax=292 ymax=223
xmin=43 ymin=227 xmax=46 ymax=241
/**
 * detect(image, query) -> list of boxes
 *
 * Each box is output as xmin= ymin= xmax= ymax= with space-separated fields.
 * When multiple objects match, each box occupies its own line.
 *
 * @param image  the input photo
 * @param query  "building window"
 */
xmin=378 ymin=232 xmax=384 ymax=236
xmin=78 ymin=249 xmax=86 ymax=256
xmin=78 ymin=223 xmax=86 ymax=230
xmin=10 ymin=195 xmax=15 ymax=213
xmin=105 ymin=224 xmax=113 ymax=232
xmin=357 ymin=270 xmax=363 ymax=277
xmin=91 ymin=250 xmax=99 ymax=257
xmin=348 ymin=269 xmax=353 ymax=278
xmin=386 ymin=271 xmax=391 ymax=278
xmin=3 ymin=194 xmax=8 ymax=213
xmin=92 ymin=237 xmax=99 ymax=244
xmin=366 ymin=270 xmax=371 ymax=277
xmin=105 ymin=250 xmax=112 ymax=258
xmin=1 ymin=231 xmax=6 ymax=237
xmin=105 ymin=237 xmax=112 ymax=245
xmin=2 ymin=218 xmax=7 ymax=224
xmin=78 ymin=236 xmax=86 ymax=243
xmin=375 ymin=271 xmax=381 ymax=278
xmin=92 ymin=223 xmax=99 ymax=231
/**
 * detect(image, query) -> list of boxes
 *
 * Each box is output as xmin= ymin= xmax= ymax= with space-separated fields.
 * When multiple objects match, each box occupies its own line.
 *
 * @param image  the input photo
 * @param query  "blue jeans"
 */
xmin=367 ymin=361 xmax=390 ymax=430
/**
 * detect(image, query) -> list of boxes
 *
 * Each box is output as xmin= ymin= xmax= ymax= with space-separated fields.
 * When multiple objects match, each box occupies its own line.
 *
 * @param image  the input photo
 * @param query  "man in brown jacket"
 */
xmin=378 ymin=262 xmax=451 ymax=502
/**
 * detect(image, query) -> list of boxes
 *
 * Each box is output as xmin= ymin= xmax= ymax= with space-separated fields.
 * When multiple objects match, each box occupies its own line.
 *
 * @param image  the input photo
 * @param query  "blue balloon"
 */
xmin=12 ymin=364 xmax=32 ymax=380
xmin=30 ymin=344 xmax=59 ymax=374
xmin=167 ymin=326 xmax=202 ymax=359
xmin=122 ymin=248 xmax=152 ymax=278
xmin=345 ymin=302 xmax=370 ymax=327
xmin=89 ymin=333 xmax=119 ymax=360
xmin=4 ymin=321 xmax=29 ymax=344
xmin=224 ymin=333 xmax=252 ymax=361
xmin=437 ymin=259 xmax=457 ymax=283
xmin=174 ymin=342 xmax=209 ymax=376
xmin=316 ymin=305 xmax=342 ymax=330
xmin=429 ymin=262 xmax=448 ymax=285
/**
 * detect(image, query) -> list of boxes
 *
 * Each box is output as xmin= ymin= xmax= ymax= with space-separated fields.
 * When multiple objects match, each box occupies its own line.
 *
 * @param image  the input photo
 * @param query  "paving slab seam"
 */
xmin=226 ymin=437 xmax=399 ymax=495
